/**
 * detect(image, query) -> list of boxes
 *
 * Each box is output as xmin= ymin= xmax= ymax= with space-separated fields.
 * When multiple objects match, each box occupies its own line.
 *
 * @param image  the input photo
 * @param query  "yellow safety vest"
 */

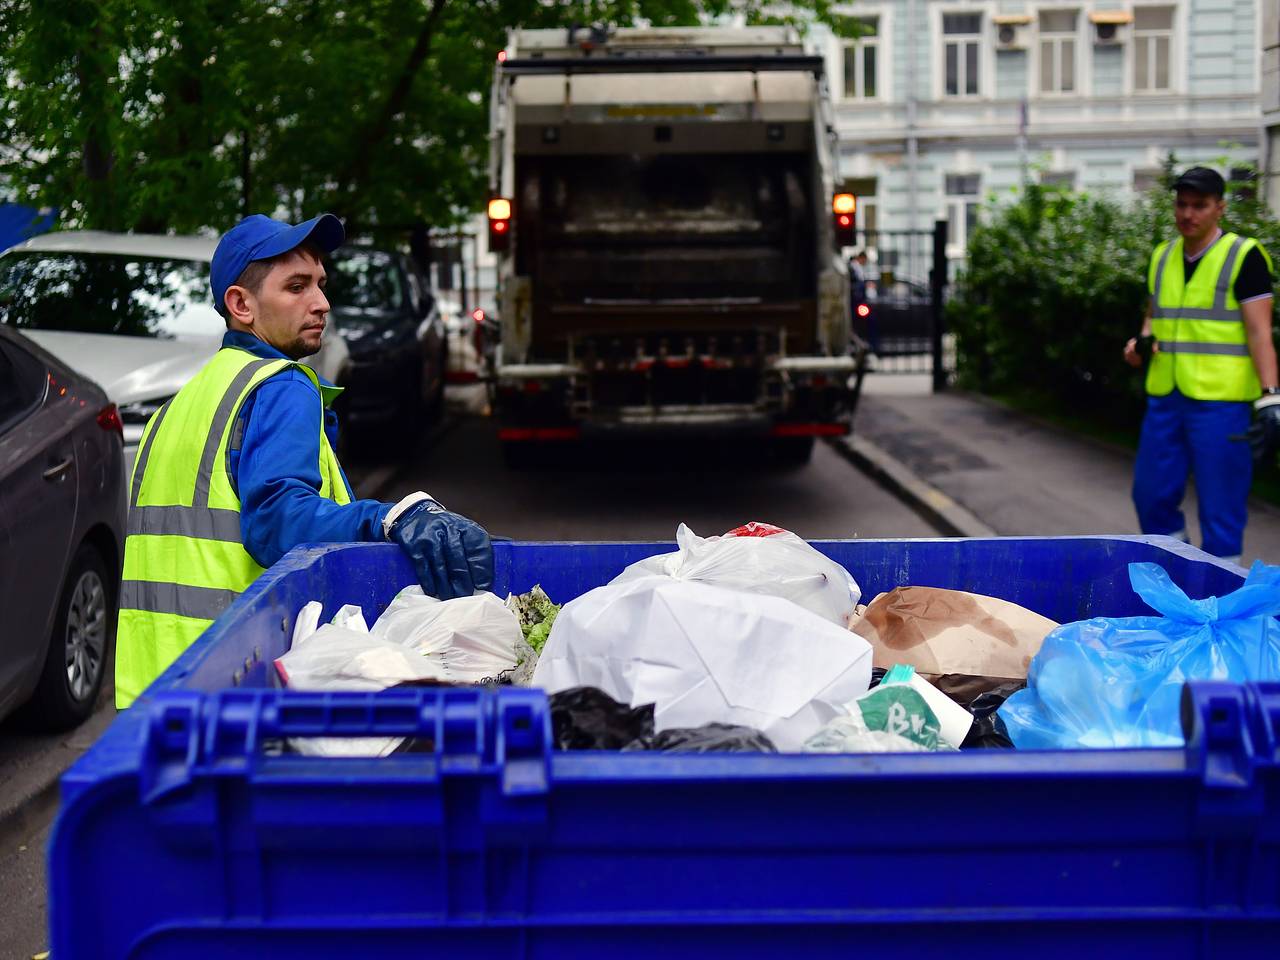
xmin=1146 ymin=232 xmax=1272 ymax=401
xmin=115 ymin=347 xmax=350 ymax=708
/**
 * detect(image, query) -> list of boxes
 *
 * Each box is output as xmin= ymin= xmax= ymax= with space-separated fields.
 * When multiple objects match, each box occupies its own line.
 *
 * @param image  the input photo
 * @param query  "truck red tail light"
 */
xmin=833 ymin=193 xmax=856 ymax=248
xmin=488 ymin=197 xmax=512 ymax=252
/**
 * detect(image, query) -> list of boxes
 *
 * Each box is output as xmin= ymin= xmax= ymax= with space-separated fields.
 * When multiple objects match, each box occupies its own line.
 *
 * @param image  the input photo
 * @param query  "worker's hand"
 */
xmin=384 ymin=494 xmax=494 ymax=599
xmin=1244 ymin=394 xmax=1280 ymax=464
xmin=1123 ymin=335 xmax=1156 ymax=368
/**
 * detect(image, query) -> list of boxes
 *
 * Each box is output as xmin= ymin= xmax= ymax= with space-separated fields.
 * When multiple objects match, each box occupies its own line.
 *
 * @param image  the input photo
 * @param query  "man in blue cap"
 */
xmin=115 ymin=214 xmax=493 ymax=707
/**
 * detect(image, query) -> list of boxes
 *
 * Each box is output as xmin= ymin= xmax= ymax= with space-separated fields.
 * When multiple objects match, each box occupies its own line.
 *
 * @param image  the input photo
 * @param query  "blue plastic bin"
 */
xmin=52 ymin=537 xmax=1280 ymax=958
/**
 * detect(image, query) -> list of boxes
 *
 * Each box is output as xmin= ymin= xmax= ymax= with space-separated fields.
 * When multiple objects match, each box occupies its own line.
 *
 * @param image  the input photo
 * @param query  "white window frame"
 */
xmin=1033 ymin=7 xmax=1084 ymax=98
xmin=933 ymin=6 xmax=993 ymax=101
xmin=1127 ymin=2 xmax=1181 ymax=96
xmin=943 ymin=172 xmax=984 ymax=257
xmin=835 ymin=5 xmax=891 ymax=103
xmin=839 ymin=10 xmax=890 ymax=101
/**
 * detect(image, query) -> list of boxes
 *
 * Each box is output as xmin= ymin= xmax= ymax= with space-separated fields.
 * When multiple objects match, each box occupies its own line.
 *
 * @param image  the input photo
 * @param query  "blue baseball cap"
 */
xmin=210 ymin=213 xmax=345 ymax=315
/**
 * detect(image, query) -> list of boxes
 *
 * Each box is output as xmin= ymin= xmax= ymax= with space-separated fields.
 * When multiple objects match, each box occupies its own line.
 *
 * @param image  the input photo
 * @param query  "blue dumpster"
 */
xmin=51 ymin=537 xmax=1280 ymax=958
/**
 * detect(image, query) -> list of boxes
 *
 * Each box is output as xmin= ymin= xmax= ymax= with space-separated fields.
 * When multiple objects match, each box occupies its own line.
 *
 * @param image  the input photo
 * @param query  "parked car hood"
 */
xmin=19 ymin=330 xmax=221 ymax=405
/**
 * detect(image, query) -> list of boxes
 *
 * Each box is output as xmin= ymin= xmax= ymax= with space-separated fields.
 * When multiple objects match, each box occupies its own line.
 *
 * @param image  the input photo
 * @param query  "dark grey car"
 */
xmin=0 ymin=325 xmax=126 ymax=729
xmin=325 ymin=246 xmax=447 ymax=442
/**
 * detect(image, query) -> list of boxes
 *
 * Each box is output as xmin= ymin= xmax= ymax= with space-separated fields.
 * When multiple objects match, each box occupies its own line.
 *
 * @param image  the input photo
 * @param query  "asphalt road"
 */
xmin=373 ymin=389 xmax=940 ymax=542
xmin=0 ymin=388 xmax=937 ymax=958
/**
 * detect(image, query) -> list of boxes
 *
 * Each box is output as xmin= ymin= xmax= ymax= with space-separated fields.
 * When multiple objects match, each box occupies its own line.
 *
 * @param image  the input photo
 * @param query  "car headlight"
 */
xmin=117 ymin=397 xmax=172 ymax=424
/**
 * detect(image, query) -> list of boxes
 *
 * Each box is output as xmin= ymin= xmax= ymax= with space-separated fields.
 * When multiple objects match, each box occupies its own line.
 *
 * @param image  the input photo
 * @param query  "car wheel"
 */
xmin=25 ymin=543 xmax=113 ymax=730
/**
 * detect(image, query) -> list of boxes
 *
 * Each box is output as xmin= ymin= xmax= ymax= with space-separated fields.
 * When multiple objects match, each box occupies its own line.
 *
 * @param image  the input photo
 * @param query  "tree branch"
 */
xmin=332 ymin=0 xmax=450 ymax=226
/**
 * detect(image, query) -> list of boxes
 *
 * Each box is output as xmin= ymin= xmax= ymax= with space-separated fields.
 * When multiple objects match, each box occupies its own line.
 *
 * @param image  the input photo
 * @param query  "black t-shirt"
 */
xmin=1183 ymin=241 xmax=1274 ymax=303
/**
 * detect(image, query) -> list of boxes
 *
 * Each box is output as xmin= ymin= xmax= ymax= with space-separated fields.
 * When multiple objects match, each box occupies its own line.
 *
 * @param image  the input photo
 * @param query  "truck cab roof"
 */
xmin=506 ymin=26 xmax=806 ymax=59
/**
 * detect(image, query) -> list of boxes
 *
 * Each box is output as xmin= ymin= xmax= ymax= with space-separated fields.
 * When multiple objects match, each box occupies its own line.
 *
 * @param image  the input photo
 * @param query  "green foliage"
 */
xmin=0 ymin=0 xmax=848 ymax=239
xmin=949 ymin=168 xmax=1280 ymax=425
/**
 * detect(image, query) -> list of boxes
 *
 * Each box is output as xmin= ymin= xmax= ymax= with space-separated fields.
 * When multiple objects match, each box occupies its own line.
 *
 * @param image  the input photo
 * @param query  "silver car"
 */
xmin=0 ymin=231 xmax=349 ymax=468
xmin=0 ymin=325 xmax=126 ymax=728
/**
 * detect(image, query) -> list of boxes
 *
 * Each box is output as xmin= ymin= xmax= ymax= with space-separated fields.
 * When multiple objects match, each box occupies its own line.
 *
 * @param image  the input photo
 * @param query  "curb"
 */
xmin=827 ymin=433 xmax=998 ymax=539
xmin=0 ymin=695 xmax=116 ymax=849
xmin=0 ymin=776 xmax=59 ymax=853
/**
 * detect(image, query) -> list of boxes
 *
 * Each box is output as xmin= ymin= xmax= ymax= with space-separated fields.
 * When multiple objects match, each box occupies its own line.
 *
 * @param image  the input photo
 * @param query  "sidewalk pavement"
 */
xmin=841 ymin=374 xmax=1280 ymax=565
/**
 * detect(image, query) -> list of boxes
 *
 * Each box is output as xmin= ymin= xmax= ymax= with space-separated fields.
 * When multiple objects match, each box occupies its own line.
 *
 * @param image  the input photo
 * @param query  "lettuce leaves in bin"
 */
xmin=507 ymin=585 xmax=561 ymax=654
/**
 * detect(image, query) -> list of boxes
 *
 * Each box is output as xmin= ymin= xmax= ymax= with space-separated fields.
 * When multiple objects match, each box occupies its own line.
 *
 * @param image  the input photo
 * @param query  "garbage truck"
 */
xmin=486 ymin=25 xmax=864 ymax=464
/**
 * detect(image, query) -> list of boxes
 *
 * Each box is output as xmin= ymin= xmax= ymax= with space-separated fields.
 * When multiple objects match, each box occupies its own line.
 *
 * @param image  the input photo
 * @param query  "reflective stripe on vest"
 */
xmin=118 ymin=580 xmax=242 ymax=620
xmin=1154 ymin=341 xmax=1250 ymax=357
xmin=1145 ymin=232 xmax=1266 ymax=402
xmin=115 ymin=348 xmax=350 ymax=708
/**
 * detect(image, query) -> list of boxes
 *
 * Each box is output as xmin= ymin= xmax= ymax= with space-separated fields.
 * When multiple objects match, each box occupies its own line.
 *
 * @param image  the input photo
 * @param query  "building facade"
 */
xmin=822 ymin=0 xmax=1264 ymax=262
xmin=1263 ymin=0 xmax=1279 ymax=213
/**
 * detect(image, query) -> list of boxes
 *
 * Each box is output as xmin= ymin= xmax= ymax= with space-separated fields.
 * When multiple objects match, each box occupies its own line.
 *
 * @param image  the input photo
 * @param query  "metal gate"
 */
xmin=848 ymin=220 xmax=951 ymax=390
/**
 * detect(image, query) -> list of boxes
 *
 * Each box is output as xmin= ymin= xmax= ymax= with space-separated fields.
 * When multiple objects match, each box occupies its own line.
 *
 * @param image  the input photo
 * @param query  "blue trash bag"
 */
xmin=998 ymin=561 xmax=1280 ymax=749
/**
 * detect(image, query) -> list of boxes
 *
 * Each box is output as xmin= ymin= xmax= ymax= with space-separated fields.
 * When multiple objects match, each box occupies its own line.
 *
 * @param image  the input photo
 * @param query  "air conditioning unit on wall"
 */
xmin=994 ymin=15 xmax=1031 ymax=51
xmin=1090 ymin=11 xmax=1132 ymax=46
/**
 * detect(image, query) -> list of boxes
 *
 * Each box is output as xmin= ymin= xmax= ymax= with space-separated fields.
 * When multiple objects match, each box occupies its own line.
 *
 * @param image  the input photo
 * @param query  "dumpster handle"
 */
xmin=1182 ymin=680 xmax=1280 ymax=836
xmin=139 ymin=688 xmax=552 ymax=803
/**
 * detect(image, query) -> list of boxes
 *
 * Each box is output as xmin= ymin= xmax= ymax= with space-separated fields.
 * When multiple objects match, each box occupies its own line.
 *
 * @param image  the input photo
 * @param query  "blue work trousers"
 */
xmin=1132 ymin=390 xmax=1253 ymax=557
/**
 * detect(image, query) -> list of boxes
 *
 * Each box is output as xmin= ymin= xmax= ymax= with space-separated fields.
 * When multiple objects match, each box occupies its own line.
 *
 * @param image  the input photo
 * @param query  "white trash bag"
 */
xmin=277 ymin=591 xmax=520 ymax=757
xmin=531 ymin=575 xmax=873 ymax=751
xmin=612 ymin=522 xmax=861 ymax=626
xmin=275 ymin=618 xmax=450 ymax=758
xmin=274 ymin=623 xmax=447 ymax=691
xmin=370 ymin=587 xmax=521 ymax=684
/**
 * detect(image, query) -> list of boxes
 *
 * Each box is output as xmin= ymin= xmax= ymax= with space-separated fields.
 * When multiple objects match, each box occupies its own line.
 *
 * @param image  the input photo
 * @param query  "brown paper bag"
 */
xmin=849 ymin=586 xmax=1057 ymax=681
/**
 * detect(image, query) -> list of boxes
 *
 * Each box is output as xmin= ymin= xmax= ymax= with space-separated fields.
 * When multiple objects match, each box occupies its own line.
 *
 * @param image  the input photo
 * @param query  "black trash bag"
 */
xmin=931 ymin=674 xmax=1024 ymax=709
xmin=960 ymin=682 xmax=1026 ymax=749
xmin=549 ymin=686 xmax=655 ymax=750
xmin=624 ymin=722 xmax=777 ymax=753
xmin=868 ymin=666 xmax=888 ymax=689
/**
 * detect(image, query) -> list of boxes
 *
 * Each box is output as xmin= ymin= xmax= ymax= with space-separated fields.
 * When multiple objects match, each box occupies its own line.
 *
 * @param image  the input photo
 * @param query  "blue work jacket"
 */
xmin=223 ymin=330 xmax=392 ymax=567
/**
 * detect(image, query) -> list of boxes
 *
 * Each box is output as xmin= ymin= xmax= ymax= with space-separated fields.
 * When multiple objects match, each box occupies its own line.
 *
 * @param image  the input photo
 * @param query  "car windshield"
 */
xmin=0 ymin=251 xmax=221 ymax=339
xmin=325 ymin=249 xmax=405 ymax=315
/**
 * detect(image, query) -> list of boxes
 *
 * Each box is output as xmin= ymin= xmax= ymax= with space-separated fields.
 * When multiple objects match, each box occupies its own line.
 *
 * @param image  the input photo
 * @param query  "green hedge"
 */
xmin=948 ymin=176 xmax=1280 ymax=429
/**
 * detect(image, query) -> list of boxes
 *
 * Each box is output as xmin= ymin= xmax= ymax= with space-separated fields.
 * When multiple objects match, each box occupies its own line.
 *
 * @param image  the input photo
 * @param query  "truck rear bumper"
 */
xmin=498 ymin=406 xmax=850 ymax=441
xmin=584 ymin=404 xmax=772 ymax=435
xmin=495 ymin=356 xmax=861 ymax=380
xmin=495 ymin=353 xmax=862 ymax=441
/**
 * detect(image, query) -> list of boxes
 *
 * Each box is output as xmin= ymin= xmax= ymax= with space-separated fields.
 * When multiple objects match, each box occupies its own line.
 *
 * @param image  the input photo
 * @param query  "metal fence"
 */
xmin=848 ymin=221 xmax=951 ymax=389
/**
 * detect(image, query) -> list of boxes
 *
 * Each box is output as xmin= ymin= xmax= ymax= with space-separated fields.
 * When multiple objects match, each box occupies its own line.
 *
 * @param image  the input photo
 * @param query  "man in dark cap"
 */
xmin=1123 ymin=166 xmax=1277 ymax=563
xmin=115 ymin=214 xmax=494 ymax=706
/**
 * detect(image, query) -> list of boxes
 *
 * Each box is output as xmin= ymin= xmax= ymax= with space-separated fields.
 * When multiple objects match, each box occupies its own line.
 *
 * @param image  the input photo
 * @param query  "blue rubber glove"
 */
xmin=385 ymin=495 xmax=493 ymax=599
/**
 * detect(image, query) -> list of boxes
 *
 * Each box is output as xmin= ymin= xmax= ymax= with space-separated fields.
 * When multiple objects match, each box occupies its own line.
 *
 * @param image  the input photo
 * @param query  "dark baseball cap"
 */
xmin=1171 ymin=166 xmax=1225 ymax=198
xmin=210 ymin=213 xmax=345 ymax=315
